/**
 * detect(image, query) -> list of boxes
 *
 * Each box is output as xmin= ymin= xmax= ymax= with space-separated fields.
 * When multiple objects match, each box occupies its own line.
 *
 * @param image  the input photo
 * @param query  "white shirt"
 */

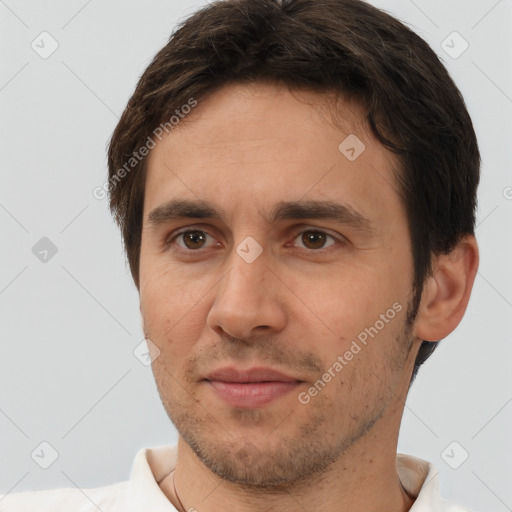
xmin=0 ymin=445 xmax=473 ymax=511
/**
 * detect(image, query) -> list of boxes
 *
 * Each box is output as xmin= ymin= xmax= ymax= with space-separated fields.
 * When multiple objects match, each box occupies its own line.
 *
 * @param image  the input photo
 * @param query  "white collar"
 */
xmin=126 ymin=445 xmax=450 ymax=512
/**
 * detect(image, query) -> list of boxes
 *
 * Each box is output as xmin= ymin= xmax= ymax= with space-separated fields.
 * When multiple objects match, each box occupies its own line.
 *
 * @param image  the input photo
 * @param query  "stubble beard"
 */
xmin=152 ymin=319 xmax=414 ymax=490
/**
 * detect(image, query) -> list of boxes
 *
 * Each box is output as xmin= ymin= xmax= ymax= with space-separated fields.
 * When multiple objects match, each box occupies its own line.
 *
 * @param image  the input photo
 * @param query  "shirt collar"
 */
xmin=127 ymin=444 xmax=179 ymax=511
xmin=397 ymin=452 xmax=444 ymax=510
xmin=126 ymin=445 xmax=444 ymax=511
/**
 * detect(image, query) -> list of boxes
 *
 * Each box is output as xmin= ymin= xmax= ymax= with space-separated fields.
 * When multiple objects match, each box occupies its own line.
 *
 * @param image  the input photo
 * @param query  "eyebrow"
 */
xmin=147 ymin=198 xmax=374 ymax=233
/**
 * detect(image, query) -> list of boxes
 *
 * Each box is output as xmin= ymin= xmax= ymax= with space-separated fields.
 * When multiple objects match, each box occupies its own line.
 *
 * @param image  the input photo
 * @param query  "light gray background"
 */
xmin=0 ymin=1 xmax=511 ymax=511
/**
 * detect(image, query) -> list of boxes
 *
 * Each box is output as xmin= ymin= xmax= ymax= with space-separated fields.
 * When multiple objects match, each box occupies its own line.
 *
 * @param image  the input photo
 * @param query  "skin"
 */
xmin=138 ymin=82 xmax=479 ymax=512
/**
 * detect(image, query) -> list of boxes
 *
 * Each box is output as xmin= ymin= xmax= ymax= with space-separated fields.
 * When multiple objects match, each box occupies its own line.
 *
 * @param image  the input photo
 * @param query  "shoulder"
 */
xmin=0 ymin=481 xmax=129 ymax=512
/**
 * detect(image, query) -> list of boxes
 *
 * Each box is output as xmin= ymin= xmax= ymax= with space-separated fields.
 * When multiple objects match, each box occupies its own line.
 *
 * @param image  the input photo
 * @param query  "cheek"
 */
xmin=288 ymin=272 xmax=375 ymax=334
xmin=139 ymin=263 xmax=212 ymax=352
xmin=140 ymin=254 xmax=195 ymax=314
xmin=289 ymin=270 xmax=407 ymax=367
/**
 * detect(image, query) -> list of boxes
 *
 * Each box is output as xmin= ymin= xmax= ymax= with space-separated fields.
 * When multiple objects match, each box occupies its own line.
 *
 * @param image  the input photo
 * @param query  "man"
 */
xmin=0 ymin=0 xmax=480 ymax=510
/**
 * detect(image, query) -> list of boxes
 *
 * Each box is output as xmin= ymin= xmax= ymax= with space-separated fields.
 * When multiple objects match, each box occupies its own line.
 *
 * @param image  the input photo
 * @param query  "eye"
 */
xmin=165 ymin=227 xmax=345 ymax=255
xmin=168 ymin=229 xmax=219 ymax=251
xmin=290 ymin=229 xmax=342 ymax=252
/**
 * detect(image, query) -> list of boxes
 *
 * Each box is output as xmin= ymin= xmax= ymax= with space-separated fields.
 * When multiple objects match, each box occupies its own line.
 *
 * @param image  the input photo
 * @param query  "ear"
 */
xmin=414 ymin=235 xmax=479 ymax=342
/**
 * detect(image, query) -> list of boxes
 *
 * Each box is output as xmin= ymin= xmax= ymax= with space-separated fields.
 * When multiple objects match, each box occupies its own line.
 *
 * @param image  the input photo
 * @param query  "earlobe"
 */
xmin=414 ymin=235 xmax=479 ymax=342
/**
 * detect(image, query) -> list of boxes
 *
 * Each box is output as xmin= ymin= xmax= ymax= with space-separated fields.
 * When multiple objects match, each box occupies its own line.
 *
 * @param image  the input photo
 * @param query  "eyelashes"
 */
xmin=165 ymin=226 xmax=347 ymax=256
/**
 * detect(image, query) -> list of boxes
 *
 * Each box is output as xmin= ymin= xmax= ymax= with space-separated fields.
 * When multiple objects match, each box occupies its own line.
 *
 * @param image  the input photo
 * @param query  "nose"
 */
xmin=206 ymin=247 xmax=287 ymax=341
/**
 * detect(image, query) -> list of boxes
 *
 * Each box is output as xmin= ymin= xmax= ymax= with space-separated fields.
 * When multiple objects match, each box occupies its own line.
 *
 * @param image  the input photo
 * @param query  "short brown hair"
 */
xmin=107 ymin=0 xmax=480 ymax=380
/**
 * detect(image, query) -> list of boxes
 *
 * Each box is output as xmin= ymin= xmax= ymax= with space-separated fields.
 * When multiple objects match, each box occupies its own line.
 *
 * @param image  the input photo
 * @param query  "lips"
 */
xmin=205 ymin=366 xmax=299 ymax=383
xmin=204 ymin=366 xmax=302 ymax=408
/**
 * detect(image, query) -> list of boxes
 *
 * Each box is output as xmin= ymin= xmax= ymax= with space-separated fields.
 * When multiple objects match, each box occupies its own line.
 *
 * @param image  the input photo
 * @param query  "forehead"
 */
xmin=143 ymin=82 xmax=402 ymax=226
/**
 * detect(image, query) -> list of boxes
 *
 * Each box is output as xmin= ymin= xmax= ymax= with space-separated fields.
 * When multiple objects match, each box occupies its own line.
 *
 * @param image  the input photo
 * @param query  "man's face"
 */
xmin=139 ymin=82 xmax=420 ymax=486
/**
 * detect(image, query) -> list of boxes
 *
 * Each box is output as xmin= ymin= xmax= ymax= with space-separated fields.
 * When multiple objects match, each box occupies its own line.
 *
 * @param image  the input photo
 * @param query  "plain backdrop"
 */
xmin=0 ymin=1 xmax=511 ymax=511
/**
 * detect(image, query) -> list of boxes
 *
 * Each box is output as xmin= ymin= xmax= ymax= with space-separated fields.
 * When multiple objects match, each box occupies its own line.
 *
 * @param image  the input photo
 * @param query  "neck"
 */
xmin=160 ymin=434 xmax=415 ymax=512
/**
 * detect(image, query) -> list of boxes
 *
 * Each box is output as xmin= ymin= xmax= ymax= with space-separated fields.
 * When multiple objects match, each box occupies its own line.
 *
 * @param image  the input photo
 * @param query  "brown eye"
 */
xmin=292 ymin=230 xmax=342 ymax=252
xmin=176 ymin=229 xmax=209 ymax=250
xmin=179 ymin=230 xmax=208 ymax=250
xmin=300 ymin=231 xmax=329 ymax=250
